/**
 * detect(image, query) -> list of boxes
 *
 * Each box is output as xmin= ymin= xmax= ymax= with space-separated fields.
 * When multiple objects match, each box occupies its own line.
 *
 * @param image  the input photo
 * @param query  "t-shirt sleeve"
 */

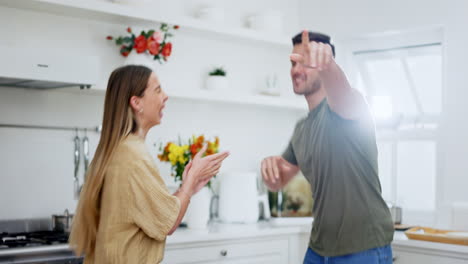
xmin=282 ymin=140 xmax=298 ymax=166
xmin=128 ymin=165 xmax=181 ymax=241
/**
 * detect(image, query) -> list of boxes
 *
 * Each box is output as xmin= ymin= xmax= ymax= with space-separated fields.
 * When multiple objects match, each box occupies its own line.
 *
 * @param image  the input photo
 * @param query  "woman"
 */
xmin=69 ymin=65 xmax=229 ymax=264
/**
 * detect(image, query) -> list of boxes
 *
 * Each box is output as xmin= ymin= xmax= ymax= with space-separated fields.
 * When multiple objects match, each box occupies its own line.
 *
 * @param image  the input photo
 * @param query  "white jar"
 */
xmin=205 ymin=75 xmax=228 ymax=91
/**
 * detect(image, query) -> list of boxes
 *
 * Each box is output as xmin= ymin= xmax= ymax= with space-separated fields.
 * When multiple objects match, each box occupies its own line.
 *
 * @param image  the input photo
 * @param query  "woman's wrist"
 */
xmin=178 ymin=184 xmax=193 ymax=199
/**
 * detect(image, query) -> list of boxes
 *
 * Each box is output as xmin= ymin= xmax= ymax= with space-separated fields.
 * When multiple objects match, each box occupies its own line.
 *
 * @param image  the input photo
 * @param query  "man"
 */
xmin=261 ymin=30 xmax=394 ymax=264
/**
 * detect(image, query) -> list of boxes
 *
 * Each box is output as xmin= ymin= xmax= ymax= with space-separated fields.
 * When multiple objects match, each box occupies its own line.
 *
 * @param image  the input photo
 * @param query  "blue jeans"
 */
xmin=303 ymin=245 xmax=393 ymax=264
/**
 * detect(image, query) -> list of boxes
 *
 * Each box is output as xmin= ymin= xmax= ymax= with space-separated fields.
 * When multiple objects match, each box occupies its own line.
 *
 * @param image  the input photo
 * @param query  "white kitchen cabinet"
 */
xmin=393 ymin=249 xmax=468 ymax=264
xmin=163 ymin=236 xmax=289 ymax=264
xmin=0 ymin=0 xmax=290 ymax=48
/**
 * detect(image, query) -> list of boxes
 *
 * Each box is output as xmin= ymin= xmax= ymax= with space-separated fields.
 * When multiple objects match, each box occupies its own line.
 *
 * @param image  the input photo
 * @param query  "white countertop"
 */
xmin=167 ymin=219 xmax=312 ymax=245
xmin=2 ymin=219 xmax=468 ymax=259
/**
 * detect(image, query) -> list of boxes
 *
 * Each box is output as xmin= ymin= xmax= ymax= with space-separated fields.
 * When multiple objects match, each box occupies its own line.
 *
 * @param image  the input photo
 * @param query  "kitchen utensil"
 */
xmin=52 ymin=209 xmax=74 ymax=234
xmin=218 ymin=172 xmax=268 ymax=223
xmin=388 ymin=203 xmax=402 ymax=224
xmin=405 ymin=226 xmax=468 ymax=246
xmin=73 ymin=130 xmax=80 ymax=199
xmin=82 ymin=129 xmax=89 ymax=182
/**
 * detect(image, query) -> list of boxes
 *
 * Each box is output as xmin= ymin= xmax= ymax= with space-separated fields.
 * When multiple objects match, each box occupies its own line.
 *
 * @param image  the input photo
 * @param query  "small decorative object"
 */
xmin=158 ymin=135 xmax=220 ymax=188
xmin=205 ymin=67 xmax=228 ymax=91
xmin=158 ymin=135 xmax=220 ymax=229
xmin=106 ymin=24 xmax=179 ymax=64
xmin=110 ymin=0 xmax=151 ymax=5
xmin=246 ymin=10 xmax=283 ymax=33
xmin=196 ymin=6 xmax=225 ymax=23
xmin=260 ymin=73 xmax=280 ymax=96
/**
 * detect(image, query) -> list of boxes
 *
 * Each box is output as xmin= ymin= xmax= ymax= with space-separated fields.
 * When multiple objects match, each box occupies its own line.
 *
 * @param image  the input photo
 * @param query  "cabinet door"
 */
xmin=393 ymin=250 xmax=468 ymax=264
xmin=164 ymin=237 xmax=288 ymax=264
xmin=220 ymin=255 xmax=284 ymax=264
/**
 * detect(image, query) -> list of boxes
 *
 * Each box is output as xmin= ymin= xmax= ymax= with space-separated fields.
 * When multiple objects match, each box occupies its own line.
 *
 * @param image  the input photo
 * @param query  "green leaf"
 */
xmin=115 ymin=37 xmax=123 ymax=45
xmin=123 ymin=36 xmax=132 ymax=43
xmin=148 ymin=30 xmax=155 ymax=36
xmin=209 ymin=67 xmax=227 ymax=76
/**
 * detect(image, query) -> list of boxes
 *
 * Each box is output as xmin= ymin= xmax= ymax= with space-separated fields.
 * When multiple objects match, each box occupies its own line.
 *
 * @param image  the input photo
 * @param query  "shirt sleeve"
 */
xmin=128 ymin=164 xmax=181 ymax=241
xmin=282 ymin=141 xmax=298 ymax=166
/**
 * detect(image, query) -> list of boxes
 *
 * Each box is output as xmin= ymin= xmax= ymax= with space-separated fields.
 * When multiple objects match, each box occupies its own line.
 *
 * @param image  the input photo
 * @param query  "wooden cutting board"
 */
xmin=405 ymin=226 xmax=468 ymax=246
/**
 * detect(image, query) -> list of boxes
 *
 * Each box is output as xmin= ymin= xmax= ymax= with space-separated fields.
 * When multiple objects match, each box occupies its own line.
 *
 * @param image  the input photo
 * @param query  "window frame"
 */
xmin=340 ymin=27 xmax=446 ymax=226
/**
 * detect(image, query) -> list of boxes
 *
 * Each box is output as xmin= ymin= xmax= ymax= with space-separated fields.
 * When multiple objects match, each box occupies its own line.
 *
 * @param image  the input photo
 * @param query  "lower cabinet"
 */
xmin=163 ymin=236 xmax=290 ymax=264
xmin=393 ymin=247 xmax=468 ymax=264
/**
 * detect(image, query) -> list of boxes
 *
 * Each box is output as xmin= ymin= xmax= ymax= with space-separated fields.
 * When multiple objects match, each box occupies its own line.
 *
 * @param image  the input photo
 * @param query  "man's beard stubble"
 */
xmin=299 ymin=79 xmax=321 ymax=96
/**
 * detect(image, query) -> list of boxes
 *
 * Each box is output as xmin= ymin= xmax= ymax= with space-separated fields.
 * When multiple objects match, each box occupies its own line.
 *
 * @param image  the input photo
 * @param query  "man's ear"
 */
xmin=129 ymin=95 xmax=141 ymax=112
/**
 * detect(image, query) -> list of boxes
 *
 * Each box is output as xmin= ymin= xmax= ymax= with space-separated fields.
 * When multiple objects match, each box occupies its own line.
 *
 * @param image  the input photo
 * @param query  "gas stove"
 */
xmin=0 ymin=231 xmax=82 ymax=264
xmin=0 ymin=231 xmax=68 ymax=249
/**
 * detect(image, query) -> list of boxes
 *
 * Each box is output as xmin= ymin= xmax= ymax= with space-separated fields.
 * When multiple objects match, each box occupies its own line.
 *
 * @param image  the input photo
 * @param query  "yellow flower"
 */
xmin=167 ymin=144 xmax=189 ymax=166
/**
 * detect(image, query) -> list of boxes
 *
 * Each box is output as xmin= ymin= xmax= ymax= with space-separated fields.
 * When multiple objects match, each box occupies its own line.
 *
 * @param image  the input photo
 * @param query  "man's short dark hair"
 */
xmin=292 ymin=31 xmax=336 ymax=57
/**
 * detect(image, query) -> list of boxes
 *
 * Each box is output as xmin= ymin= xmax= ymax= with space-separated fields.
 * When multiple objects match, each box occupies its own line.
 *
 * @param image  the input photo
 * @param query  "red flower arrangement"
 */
xmin=107 ymin=23 xmax=179 ymax=63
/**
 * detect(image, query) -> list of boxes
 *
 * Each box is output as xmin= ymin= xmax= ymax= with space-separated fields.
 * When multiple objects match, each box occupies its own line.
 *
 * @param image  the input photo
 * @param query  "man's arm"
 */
xmin=291 ymin=30 xmax=369 ymax=120
xmin=320 ymin=62 xmax=368 ymax=120
xmin=261 ymin=156 xmax=300 ymax=191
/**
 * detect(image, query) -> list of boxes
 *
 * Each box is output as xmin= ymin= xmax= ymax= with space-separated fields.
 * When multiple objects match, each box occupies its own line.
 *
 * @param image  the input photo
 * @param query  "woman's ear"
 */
xmin=129 ymin=95 xmax=141 ymax=113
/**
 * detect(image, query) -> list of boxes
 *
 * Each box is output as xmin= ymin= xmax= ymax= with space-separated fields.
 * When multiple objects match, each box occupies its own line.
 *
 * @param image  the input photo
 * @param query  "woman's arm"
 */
xmin=168 ymin=144 xmax=230 ymax=235
xmin=168 ymin=185 xmax=192 ymax=235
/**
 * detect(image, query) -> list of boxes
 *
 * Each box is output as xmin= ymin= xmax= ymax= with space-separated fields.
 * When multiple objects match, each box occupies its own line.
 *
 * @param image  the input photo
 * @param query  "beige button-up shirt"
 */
xmin=87 ymin=134 xmax=180 ymax=264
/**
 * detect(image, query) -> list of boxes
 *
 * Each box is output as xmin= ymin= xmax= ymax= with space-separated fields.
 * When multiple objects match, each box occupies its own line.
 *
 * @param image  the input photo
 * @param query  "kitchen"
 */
xmin=1 ymin=0 xmax=468 ymax=263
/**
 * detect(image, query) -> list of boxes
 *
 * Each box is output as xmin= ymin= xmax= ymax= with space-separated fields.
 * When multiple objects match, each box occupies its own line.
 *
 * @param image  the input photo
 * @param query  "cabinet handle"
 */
xmin=220 ymin=250 xmax=228 ymax=257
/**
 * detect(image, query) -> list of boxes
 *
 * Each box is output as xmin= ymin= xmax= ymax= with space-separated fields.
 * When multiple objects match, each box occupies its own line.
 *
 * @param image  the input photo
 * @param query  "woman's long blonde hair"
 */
xmin=69 ymin=65 xmax=152 ymax=257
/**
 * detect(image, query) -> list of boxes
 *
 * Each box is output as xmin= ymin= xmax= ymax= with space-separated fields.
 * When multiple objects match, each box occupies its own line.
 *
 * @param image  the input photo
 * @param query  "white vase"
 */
xmin=205 ymin=76 xmax=228 ymax=91
xmin=185 ymin=187 xmax=212 ymax=229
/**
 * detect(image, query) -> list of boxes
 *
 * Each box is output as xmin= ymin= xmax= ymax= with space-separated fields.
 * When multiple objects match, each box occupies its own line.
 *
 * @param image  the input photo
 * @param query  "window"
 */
xmin=347 ymin=29 xmax=443 ymax=225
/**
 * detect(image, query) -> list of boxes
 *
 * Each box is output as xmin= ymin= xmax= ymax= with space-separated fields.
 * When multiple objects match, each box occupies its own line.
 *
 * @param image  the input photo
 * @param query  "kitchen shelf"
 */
xmin=73 ymin=87 xmax=307 ymax=110
xmin=167 ymin=89 xmax=308 ymax=110
xmin=0 ymin=0 xmax=291 ymax=47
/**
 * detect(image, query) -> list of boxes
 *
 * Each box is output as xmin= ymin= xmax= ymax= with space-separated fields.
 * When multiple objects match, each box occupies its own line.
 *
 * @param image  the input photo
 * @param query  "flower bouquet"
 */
xmin=158 ymin=135 xmax=220 ymax=188
xmin=106 ymin=23 xmax=179 ymax=63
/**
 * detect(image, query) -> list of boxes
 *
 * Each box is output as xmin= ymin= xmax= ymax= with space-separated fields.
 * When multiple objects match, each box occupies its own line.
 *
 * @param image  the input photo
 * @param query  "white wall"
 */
xmin=298 ymin=0 xmax=468 ymax=227
xmin=0 ymin=0 xmax=304 ymax=219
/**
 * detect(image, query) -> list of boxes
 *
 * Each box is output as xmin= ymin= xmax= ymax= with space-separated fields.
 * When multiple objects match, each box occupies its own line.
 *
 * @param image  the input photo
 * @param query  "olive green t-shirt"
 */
xmin=282 ymin=99 xmax=394 ymax=257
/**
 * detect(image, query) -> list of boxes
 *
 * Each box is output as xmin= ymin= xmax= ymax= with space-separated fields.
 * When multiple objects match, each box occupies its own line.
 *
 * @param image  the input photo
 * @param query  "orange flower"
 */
xmin=190 ymin=142 xmax=202 ymax=156
xmin=196 ymin=135 xmax=204 ymax=144
xmin=157 ymin=142 xmax=174 ymax=162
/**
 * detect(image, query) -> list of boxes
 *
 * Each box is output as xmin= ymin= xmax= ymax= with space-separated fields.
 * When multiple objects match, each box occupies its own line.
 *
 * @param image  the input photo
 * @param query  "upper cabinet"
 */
xmin=0 ymin=0 xmax=291 ymax=47
xmin=0 ymin=0 xmax=306 ymax=111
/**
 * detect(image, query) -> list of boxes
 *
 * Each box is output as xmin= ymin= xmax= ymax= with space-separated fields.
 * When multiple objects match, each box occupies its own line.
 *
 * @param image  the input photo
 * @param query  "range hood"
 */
xmin=0 ymin=48 xmax=99 ymax=89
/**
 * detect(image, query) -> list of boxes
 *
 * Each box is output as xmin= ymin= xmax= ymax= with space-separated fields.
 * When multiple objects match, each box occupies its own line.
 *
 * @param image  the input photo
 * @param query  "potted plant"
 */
xmin=205 ymin=67 xmax=228 ymax=91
